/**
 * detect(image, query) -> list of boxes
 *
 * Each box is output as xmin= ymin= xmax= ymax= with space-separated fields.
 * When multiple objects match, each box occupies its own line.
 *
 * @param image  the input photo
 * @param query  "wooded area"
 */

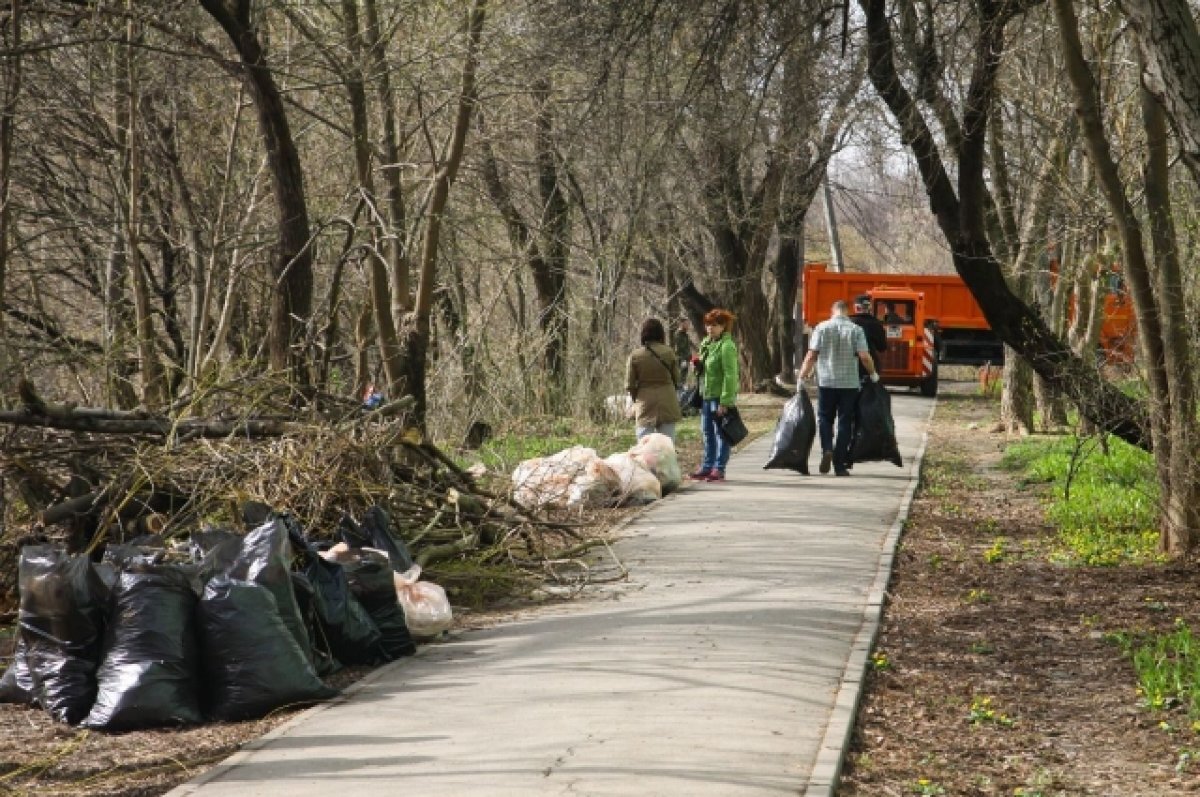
xmin=0 ymin=1 xmax=1197 ymax=555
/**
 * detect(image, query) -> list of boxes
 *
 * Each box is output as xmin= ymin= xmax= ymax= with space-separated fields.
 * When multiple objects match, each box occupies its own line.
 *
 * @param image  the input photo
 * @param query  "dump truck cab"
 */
xmin=865 ymin=287 xmax=939 ymax=397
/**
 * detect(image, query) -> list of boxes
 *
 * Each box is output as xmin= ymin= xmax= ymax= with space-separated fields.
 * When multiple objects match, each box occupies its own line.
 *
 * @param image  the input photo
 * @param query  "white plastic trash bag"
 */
xmin=603 ymin=452 xmax=662 ymax=506
xmin=567 ymin=459 xmax=622 ymax=508
xmin=511 ymin=446 xmax=602 ymax=509
xmin=392 ymin=565 xmax=453 ymax=639
xmin=628 ymin=433 xmax=682 ymax=494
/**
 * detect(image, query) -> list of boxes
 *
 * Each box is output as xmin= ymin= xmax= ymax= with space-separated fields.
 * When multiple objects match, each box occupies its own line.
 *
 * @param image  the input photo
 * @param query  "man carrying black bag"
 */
xmin=798 ymin=300 xmax=880 ymax=477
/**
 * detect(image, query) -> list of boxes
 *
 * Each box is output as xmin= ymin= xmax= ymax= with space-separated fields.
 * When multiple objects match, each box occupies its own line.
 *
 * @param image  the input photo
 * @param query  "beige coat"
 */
xmin=624 ymin=343 xmax=683 ymax=427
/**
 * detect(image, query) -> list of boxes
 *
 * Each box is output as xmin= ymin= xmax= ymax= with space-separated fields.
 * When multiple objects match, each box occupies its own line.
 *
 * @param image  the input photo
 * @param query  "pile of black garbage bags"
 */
xmin=0 ymin=504 xmax=421 ymax=731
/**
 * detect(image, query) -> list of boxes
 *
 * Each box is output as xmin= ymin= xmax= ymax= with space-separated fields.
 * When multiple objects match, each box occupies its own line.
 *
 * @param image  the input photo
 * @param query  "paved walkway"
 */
xmin=169 ymin=393 xmax=934 ymax=797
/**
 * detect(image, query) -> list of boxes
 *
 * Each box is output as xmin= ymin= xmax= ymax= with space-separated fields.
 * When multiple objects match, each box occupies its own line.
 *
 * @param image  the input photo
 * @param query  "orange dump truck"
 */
xmin=800 ymin=263 xmax=1136 ymax=397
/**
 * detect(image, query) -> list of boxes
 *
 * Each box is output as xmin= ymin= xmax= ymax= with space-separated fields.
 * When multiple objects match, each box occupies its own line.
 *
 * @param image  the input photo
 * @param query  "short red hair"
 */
xmin=703 ymin=308 xmax=735 ymax=328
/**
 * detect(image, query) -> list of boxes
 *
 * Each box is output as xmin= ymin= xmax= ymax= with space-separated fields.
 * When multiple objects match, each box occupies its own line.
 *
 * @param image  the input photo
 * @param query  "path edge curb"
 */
xmin=163 ymin=647 xmax=420 ymax=796
xmin=803 ymin=396 xmax=938 ymax=797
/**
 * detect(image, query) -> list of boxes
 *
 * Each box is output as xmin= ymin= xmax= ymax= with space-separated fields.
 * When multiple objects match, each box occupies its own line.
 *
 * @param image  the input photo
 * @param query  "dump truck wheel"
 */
xmin=920 ymin=362 xmax=939 ymax=397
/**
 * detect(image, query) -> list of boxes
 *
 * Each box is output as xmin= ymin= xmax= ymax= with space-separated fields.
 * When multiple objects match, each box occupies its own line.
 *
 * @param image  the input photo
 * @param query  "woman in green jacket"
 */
xmin=689 ymin=308 xmax=739 ymax=482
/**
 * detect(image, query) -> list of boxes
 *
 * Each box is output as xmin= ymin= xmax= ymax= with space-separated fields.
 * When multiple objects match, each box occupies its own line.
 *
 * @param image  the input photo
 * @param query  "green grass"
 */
xmin=1117 ymin=621 xmax=1200 ymax=721
xmin=1000 ymin=434 xmax=1159 ymax=565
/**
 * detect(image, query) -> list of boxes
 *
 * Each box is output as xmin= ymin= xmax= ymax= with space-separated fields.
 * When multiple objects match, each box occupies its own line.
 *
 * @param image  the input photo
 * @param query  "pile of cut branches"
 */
xmin=0 ymin=382 xmax=618 ymax=618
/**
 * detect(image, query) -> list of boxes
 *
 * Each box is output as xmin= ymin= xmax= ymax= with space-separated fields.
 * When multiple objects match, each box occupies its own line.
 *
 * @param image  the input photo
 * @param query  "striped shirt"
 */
xmin=809 ymin=314 xmax=869 ymax=389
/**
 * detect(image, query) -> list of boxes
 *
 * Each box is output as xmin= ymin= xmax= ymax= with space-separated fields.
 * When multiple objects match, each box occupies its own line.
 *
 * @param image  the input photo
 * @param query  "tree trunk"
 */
xmin=122 ymin=15 xmax=166 ymax=408
xmin=999 ymin=345 xmax=1033 ymax=435
xmin=0 ymin=0 xmax=20 ymax=407
xmin=400 ymin=0 xmax=485 ymax=429
xmin=1119 ymin=0 xmax=1200 ymax=186
xmin=860 ymin=0 xmax=1150 ymax=449
xmin=532 ymin=79 xmax=570 ymax=412
xmin=200 ymin=0 xmax=315 ymax=388
xmin=361 ymin=0 xmax=410 ymax=324
xmin=340 ymin=0 xmax=405 ymax=398
xmin=1141 ymin=77 xmax=1199 ymax=552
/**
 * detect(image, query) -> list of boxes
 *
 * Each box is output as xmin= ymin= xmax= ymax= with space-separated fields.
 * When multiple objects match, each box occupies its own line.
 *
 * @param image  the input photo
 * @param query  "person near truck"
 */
xmin=688 ymin=308 xmax=739 ymax=483
xmin=798 ymin=300 xmax=880 ymax=477
xmin=849 ymin=294 xmax=888 ymax=376
xmin=846 ymin=294 xmax=889 ymax=471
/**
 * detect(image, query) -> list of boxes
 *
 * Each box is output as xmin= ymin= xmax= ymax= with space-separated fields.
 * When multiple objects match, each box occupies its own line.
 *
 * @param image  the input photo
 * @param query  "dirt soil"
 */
xmin=838 ymin=386 xmax=1200 ymax=797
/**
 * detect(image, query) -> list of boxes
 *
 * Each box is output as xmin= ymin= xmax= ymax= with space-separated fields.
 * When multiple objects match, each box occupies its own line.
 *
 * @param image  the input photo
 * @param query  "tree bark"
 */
xmin=0 ymin=0 xmax=20 ymax=407
xmin=398 ymin=0 xmax=485 ymax=429
xmin=200 ymin=0 xmax=315 ymax=387
xmin=1140 ymin=76 xmax=1198 ymax=553
xmin=1119 ymin=0 xmax=1200 ymax=186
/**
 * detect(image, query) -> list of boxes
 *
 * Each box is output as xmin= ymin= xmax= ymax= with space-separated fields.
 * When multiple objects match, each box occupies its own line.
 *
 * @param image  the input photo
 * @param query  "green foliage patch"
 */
xmin=1000 ymin=434 xmax=1158 ymax=565
xmin=1115 ymin=621 xmax=1200 ymax=724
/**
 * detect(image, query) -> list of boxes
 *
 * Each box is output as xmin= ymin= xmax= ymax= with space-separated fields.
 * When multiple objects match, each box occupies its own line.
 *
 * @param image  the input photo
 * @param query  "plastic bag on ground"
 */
xmin=566 ymin=459 xmax=621 ymax=509
xmin=355 ymin=506 xmax=415 ymax=571
xmin=18 ymin=546 xmax=110 ymax=724
xmin=197 ymin=576 xmax=336 ymax=722
xmin=628 ymin=433 xmax=682 ymax=494
xmin=82 ymin=565 xmax=203 ymax=730
xmin=0 ymin=638 xmax=36 ymax=705
xmin=193 ymin=518 xmax=314 ymax=664
xmin=393 ymin=565 xmax=453 ymax=639
xmin=290 ymin=571 xmax=341 ymax=677
xmin=338 ymin=549 xmax=416 ymax=659
xmin=511 ymin=446 xmax=603 ymax=509
xmin=603 ymin=452 xmax=662 ymax=506
xmin=851 ymin=381 xmax=904 ymax=467
xmin=764 ymin=389 xmax=817 ymax=474
xmin=285 ymin=520 xmax=385 ymax=667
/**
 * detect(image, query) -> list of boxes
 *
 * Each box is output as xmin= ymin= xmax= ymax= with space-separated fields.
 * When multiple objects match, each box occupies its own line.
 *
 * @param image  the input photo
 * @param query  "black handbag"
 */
xmin=717 ymin=406 xmax=749 ymax=446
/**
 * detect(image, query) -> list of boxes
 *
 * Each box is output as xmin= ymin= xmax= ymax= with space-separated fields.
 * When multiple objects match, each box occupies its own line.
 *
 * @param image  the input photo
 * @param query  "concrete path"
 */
xmin=169 ymin=392 xmax=934 ymax=797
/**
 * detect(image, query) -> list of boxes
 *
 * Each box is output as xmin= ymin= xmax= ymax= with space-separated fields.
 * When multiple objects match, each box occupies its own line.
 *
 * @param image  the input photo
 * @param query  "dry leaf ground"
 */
xmin=838 ymin=385 xmax=1200 ymax=797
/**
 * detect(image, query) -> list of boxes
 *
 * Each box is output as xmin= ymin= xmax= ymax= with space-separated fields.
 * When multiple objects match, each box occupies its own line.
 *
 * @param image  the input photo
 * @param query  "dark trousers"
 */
xmin=817 ymin=386 xmax=860 ymax=470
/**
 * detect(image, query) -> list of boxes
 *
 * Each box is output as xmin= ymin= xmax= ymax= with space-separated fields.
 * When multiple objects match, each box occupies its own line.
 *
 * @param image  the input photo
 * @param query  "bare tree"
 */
xmin=200 ymin=0 xmax=315 ymax=388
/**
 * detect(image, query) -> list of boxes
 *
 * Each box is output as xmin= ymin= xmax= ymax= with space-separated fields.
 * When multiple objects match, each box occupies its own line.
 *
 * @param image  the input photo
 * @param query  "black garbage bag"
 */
xmin=197 ymin=577 xmax=336 ymax=722
xmin=340 ymin=550 xmax=416 ymax=659
xmin=851 ymin=381 xmax=904 ymax=467
xmin=193 ymin=519 xmax=313 ymax=664
xmin=360 ymin=506 xmax=414 ymax=572
xmin=281 ymin=515 xmax=385 ymax=666
xmin=0 ymin=638 xmax=36 ymax=705
xmin=18 ymin=546 xmax=110 ymax=724
xmin=82 ymin=565 xmax=203 ymax=730
xmin=291 ymin=571 xmax=341 ymax=677
xmin=764 ymin=389 xmax=817 ymax=474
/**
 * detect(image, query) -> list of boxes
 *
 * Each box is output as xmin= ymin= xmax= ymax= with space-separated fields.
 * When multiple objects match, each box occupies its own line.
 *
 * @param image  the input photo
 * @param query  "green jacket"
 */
xmin=699 ymin=332 xmax=738 ymax=407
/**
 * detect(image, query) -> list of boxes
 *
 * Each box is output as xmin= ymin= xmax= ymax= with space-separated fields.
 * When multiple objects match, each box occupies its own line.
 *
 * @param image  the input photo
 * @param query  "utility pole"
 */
xmin=823 ymin=171 xmax=844 ymax=273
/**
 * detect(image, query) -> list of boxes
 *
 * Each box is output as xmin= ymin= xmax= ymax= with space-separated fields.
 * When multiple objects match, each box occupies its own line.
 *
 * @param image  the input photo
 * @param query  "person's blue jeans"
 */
xmin=700 ymin=399 xmax=731 ymax=472
xmin=817 ymin=386 xmax=860 ymax=471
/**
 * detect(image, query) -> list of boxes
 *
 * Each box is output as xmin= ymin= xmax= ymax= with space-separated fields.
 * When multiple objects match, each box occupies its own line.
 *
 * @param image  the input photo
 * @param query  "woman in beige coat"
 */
xmin=624 ymin=317 xmax=683 ymax=441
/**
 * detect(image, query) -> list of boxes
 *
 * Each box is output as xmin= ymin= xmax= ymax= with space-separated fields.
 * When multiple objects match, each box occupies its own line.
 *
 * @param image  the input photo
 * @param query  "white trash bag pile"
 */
xmin=511 ymin=433 xmax=681 ymax=510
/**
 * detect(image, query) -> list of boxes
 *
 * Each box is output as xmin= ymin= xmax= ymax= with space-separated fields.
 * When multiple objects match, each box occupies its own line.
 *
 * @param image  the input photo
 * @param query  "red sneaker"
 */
xmin=705 ymin=470 xmax=726 ymax=482
xmin=688 ymin=468 xmax=712 ymax=480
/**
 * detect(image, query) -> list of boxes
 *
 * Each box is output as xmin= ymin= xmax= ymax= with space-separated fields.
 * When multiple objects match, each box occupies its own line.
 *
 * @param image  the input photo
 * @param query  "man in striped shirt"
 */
xmin=798 ymin=300 xmax=880 ymax=476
